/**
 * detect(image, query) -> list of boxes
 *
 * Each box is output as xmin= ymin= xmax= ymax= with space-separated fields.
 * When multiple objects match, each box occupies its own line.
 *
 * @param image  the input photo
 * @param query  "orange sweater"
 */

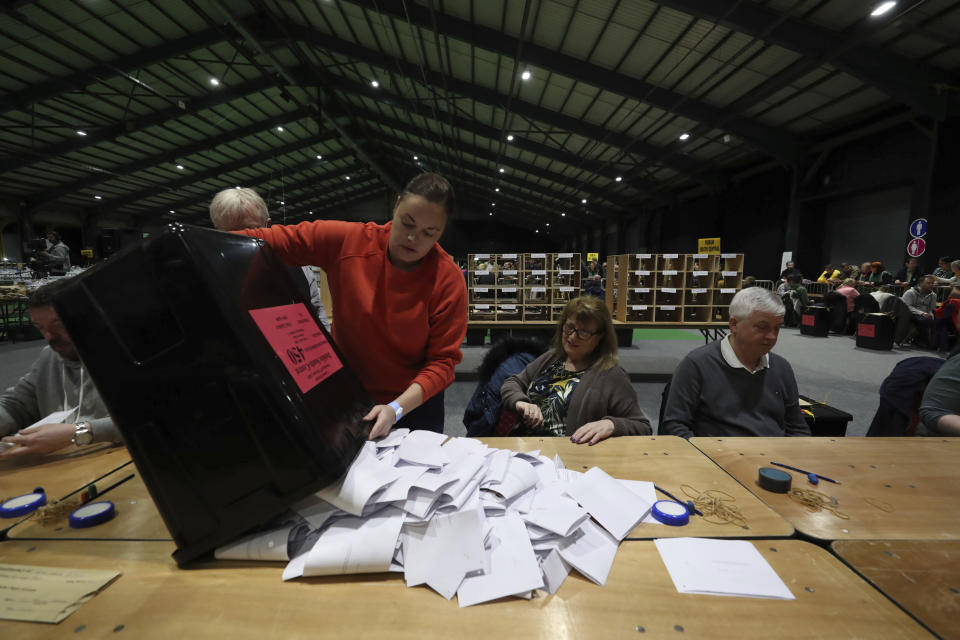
xmin=240 ymin=220 xmax=467 ymax=404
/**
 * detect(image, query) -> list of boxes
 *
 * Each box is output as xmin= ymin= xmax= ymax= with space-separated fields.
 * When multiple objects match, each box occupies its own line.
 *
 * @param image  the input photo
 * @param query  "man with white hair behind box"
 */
xmin=660 ymin=287 xmax=809 ymax=438
xmin=209 ymin=187 xmax=330 ymax=331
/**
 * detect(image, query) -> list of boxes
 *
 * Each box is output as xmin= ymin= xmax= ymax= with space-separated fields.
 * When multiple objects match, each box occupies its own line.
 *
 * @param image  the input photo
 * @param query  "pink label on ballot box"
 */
xmin=801 ymin=314 xmax=815 ymax=327
xmin=249 ymin=303 xmax=343 ymax=393
xmin=858 ymin=323 xmax=876 ymax=338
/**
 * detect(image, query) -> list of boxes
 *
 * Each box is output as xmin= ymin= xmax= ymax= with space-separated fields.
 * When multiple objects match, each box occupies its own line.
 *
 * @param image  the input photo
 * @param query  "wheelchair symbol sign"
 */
xmin=909 ymin=218 xmax=927 ymax=238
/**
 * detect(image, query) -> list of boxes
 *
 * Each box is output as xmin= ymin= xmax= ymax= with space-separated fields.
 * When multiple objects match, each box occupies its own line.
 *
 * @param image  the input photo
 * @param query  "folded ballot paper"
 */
xmin=215 ymin=430 xmax=658 ymax=606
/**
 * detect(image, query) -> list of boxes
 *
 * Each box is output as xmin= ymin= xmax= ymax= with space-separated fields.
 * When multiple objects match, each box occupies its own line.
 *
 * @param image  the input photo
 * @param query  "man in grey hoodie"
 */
xmin=0 ymin=280 xmax=119 ymax=456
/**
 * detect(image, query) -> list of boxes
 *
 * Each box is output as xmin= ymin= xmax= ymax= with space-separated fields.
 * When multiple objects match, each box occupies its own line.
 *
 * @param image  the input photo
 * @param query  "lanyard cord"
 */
xmin=61 ymin=362 xmax=84 ymax=421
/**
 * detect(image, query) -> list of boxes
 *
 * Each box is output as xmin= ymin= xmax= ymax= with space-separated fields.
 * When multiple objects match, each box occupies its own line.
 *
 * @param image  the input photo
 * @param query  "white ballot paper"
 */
xmin=654 ymin=538 xmax=795 ymax=600
xmin=397 ymin=430 xmax=449 ymax=467
xmin=283 ymin=507 xmax=405 ymax=580
xmin=565 ymin=467 xmax=653 ymax=540
xmin=402 ymin=507 xmax=487 ymax=599
xmin=215 ymin=526 xmax=292 ymax=561
xmin=556 ymin=519 xmax=619 ymax=586
xmin=457 ymin=514 xmax=544 ymax=607
xmin=316 ymin=442 xmax=402 ymax=516
xmin=26 ymin=408 xmax=75 ymax=431
xmin=618 ymin=479 xmax=661 ymax=524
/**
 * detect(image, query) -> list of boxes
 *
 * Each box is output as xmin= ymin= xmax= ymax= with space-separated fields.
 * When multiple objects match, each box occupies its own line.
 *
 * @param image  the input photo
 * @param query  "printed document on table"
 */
xmin=654 ymin=538 xmax=795 ymax=600
xmin=0 ymin=564 xmax=120 ymax=623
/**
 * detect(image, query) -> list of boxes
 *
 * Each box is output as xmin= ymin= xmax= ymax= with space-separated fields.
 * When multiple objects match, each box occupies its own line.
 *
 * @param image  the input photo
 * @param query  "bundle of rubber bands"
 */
xmin=788 ymin=488 xmax=849 ymax=519
xmin=680 ymin=484 xmax=748 ymax=529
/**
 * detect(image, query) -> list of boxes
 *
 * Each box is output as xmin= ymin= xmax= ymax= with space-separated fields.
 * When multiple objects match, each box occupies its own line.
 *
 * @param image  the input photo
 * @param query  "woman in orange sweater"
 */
xmin=238 ymin=173 xmax=467 ymax=439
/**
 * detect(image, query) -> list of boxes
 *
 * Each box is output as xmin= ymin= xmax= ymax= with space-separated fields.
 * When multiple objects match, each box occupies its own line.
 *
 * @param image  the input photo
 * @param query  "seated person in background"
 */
xmin=660 ymin=288 xmax=809 ymax=438
xmin=942 ymin=259 xmax=960 ymax=286
xmin=933 ymin=286 xmax=960 ymax=353
xmin=839 ymin=262 xmax=859 ymax=280
xmin=501 ymin=296 xmax=651 ymax=444
xmin=871 ymin=284 xmax=895 ymax=307
xmin=933 ymin=256 xmax=953 ymax=281
xmin=894 ymin=257 xmax=922 ymax=287
xmin=835 ymin=278 xmax=860 ymax=312
xmin=918 ymin=351 xmax=960 ymax=436
xmin=742 ymin=275 xmax=757 ymax=288
xmin=1 ymin=281 xmax=121 ymax=456
xmin=859 ymin=261 xmax=873 ymax=282
xmin=582 ymin=259 xmax=603 ymax=297
xmin=209 ymin=187 xmax=331 ymax=330
xmin=864 ymin=261 xmax=893 ymax=286
xmin=782 ymin=274 xmax=809 ymax=325
xmin=901 ymin=275 xmax=938 ymax=347
xmin=779 ymin=261 xmax=800 ymax=281
xmin=499 ymin=260 xmax=518 ymax=283
xmin=817 ymin=264 xmax=841 ymax=283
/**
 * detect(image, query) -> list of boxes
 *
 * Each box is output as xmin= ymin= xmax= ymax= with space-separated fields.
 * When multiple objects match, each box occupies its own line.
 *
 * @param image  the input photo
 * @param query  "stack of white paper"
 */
xmin=215 ymin=432 xmax=675 ymax=606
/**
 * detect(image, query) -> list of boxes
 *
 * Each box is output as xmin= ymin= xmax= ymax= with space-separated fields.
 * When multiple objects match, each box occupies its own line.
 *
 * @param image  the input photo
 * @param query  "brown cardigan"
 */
xmin=500 ymin=351 xmax=652 ymax=437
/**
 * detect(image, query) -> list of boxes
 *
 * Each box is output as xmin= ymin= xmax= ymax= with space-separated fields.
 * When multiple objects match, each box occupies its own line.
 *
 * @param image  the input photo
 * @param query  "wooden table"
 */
xmin=481 ymin=436 xmax=793 ymax=539
xmin=832 ymin=540 xmax=960 ymax=640
xmin=0 ymin=444 xmax=129 ymax=502
xmin=7 ymin=470 xmax=169 ymax=541
xmin=691 ymin=437 xmax=960 ymax=540
xmin=0 ymin=539 xmax=928 ymax=639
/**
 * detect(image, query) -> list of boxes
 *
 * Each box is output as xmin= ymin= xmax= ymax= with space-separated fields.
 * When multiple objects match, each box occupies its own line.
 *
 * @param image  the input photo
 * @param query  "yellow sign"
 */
xmin=80 ymin=249 xmax=94 ymax=258
xmin=587 ymin=252 xmax=599 ymax=262
xmin=697 ymin=237 xmax=721 ymax=254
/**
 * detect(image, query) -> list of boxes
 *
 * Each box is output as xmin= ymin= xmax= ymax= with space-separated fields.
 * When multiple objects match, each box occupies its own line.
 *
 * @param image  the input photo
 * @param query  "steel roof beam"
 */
xmin=657 ymin=0 xmax=950 ymax=120
xmin=338 ymin=0 xmax=801 ymax=163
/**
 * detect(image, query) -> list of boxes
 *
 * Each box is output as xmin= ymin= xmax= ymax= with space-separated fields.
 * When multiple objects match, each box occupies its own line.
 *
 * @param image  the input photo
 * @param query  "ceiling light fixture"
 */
xmin=169 ymin=210 xmax=175 ymax=214
xmin=346 ymin=176 xmax=351 ymax=180
xmin=615 ymin=176 xmax=622 ymax=182
xmin=489 ymin=212 xmax=493 ymax=216
xmin=491 ymin=202 xmax=496 ymax=206
xmin=276 ymin=126 xmax=284 ymax=132
xmin=176 ymin=164 xmax=184 ymax=170
xmin=371 ymin=80 xmax=379 ymax=88
xmin=521 ymin=70 xmax=531 ymax=81
xmin=561 ymin=212 xmax=566 ymax=217
xmin=870 ymin=1 xmax=896 ymax=16
xmin=413 ymin=155 xmax=418 ymax=160
xmin=76 ymin=130 xmax=87 ymax=136
xmin=210 ymin=78 xmax=219 ymax=86
xmin=499 ymin=168 xmax=505 ymax=173
xmin=94 ymin=195 xmax=102 ymax=199
xmin=316 ymin=154 xmax=323 ymax=160
xmin=506 ymin=134 xmax=514 ymax=141
xmin=581 ymin=198 xmax=587 ymax=204
xmin=494 ymin=188 xmax=500 ymax=192
xmin=679 ymin=132 xmax=691 ymax=141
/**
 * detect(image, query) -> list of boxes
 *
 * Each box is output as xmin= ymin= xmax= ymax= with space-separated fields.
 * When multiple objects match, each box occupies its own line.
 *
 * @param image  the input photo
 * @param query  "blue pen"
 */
xmin=770 ymin=461 xmax=840 ymax=485
xmin=654 ymin=484 xmax=703 ymax=517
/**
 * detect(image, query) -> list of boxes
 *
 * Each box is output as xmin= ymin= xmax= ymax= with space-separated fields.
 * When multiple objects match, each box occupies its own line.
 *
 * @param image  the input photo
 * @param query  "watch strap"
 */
xmin=73 ymin=421 xmax=94 ymax=447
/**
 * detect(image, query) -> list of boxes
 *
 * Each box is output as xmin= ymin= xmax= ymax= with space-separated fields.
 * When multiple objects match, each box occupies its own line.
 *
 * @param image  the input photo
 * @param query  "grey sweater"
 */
xmin=901 ymin=287 xmax=936 ymax=317
xmin=500 ymin=351 xmax=652 ymax=437
xmin=919 ymin=354 xmax=960 ymax=434
xmin=660 ymin=340 xmax=809 ymax=438
xmin=0 ymin=346 xmax=120 ymax=443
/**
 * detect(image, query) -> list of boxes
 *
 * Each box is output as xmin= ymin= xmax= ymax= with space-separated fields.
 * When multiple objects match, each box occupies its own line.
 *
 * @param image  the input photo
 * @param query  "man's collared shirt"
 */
xmin=720 ymin=335 xmax=770 ymax=374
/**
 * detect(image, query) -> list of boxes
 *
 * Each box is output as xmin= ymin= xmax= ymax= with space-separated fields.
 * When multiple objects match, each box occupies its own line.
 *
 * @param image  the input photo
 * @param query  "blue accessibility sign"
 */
xmin=909 ymin=218 xmax=927 ymax=238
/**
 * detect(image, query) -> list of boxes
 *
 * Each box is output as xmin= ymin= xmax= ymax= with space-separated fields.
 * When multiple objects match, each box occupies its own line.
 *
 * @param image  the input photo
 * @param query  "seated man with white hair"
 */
xmin=660 ymin=287 xmax=809 ymax=438
xmin=209 ymin=188 xmax=331 ymax=331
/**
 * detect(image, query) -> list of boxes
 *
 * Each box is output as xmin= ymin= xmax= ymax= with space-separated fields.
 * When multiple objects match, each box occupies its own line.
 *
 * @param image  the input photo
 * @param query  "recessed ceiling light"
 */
xmin=309 ymin=211 xmax=314 ymax=215
xmin=615 ymin=176 xmax=622 ymax=182
xmin=870 ymin=1 xmax=896 ymax=16
xmin=489 ymin=212 xmax=493 ymax=216
xmin=561 ymin=212 xmax=566 ymax=217
xmin=521 ymin=70 xmax=531 ymax=81
xmin=499 ymin=168 xmax=505 ymax=173
xmin=491 ymin=202 xmax=495 ymax=206
xmin=280 ymin=201 xmax=285 ymax=205
xmin=210 ymin=78 xmax=219 ymax=86
xmin=94 ymin=195 xmax=102 ymax=199
xmin=169 ymin=209 xmax=175 ymax=214
xmin=495 ymin=188 xmax=500 ymax=192
xmin=679 ymin=132 xmax=690 ymax=141
xmin=535 ymin=229 xmax=539 ymax=233
xmin=413 ymin=155 xmax=418 ymax=160
xmin=346 ymin=176 xmax=351 ymax=180
xmin=276 ymin=126 xmax=284 ymax=132
xmin=371 ymin=79 xmax=379 ymax=88
xmin=546 ymin=223 xmax=550 ymax=227
xmin=316 ymin=154 xmax=323 ymax=160
xmin=581 ymin=198 xmax=587 ymax=204
xmin=76 ymin=130 xmax=87 ymax=136
xmin=176 ymin=164 xmax=184 ymax=170
xmin=506 ymin=134 xmax=514 ymax=141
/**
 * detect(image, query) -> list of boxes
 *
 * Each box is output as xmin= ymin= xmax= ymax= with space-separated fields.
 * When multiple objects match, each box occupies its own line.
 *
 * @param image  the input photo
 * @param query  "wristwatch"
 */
xmin=73 ymin=422 xmax=94 ymax=447
xmin=388 ymin=401 xmax=404 ymax=424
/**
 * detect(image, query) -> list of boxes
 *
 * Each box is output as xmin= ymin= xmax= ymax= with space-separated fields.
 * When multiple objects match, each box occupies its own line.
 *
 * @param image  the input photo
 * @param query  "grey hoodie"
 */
xmin=0 ymin=346 xmax=119 ymax=443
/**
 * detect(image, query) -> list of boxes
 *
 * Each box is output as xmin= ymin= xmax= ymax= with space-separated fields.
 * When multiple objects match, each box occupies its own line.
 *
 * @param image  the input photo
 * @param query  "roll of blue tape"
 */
xmin=0 ymin=489 xmax=46 ymax=518
xmin=758 ymin=467 xmax=792 ymax=493
xmin=651 ymin=500 xmax=690 ymax=526
xmin=69 ymin=501 xmax=116 ymax=528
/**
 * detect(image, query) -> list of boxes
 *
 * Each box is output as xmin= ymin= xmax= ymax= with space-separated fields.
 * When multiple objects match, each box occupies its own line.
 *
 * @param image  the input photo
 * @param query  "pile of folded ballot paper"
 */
xmin=216 ymin=430 xmax=659 ymax=607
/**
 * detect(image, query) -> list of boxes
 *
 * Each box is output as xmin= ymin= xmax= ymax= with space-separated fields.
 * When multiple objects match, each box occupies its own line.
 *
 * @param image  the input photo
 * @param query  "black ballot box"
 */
xmin=53 ymin=224 xmax=371 ymax=566
xmin=800 ymin=306 xmax=830 ymax=337
xmin=799 ymin=395 xmax=853 ymax=437
xmin=856 ymin=313 xmax=895 ymax=350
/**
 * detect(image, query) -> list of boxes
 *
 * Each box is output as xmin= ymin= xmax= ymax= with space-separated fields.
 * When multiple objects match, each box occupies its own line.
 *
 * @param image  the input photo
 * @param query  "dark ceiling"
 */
xmin=1 ymin=0 xmax=958 ymax=236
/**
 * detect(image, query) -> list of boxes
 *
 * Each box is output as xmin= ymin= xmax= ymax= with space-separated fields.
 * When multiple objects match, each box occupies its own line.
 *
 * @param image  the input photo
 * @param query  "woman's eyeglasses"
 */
xmin=563 ymin=322 xmax=601 ymax=340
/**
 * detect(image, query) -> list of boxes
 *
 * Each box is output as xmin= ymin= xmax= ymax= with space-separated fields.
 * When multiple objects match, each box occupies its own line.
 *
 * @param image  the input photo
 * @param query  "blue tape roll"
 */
xmin=0 ymin=489 xmax=46 ymax=518
xmin=69 ymin=501 xmax=116 ymax=528
xmin=651 ymin=500 xmax=690 ymax=526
